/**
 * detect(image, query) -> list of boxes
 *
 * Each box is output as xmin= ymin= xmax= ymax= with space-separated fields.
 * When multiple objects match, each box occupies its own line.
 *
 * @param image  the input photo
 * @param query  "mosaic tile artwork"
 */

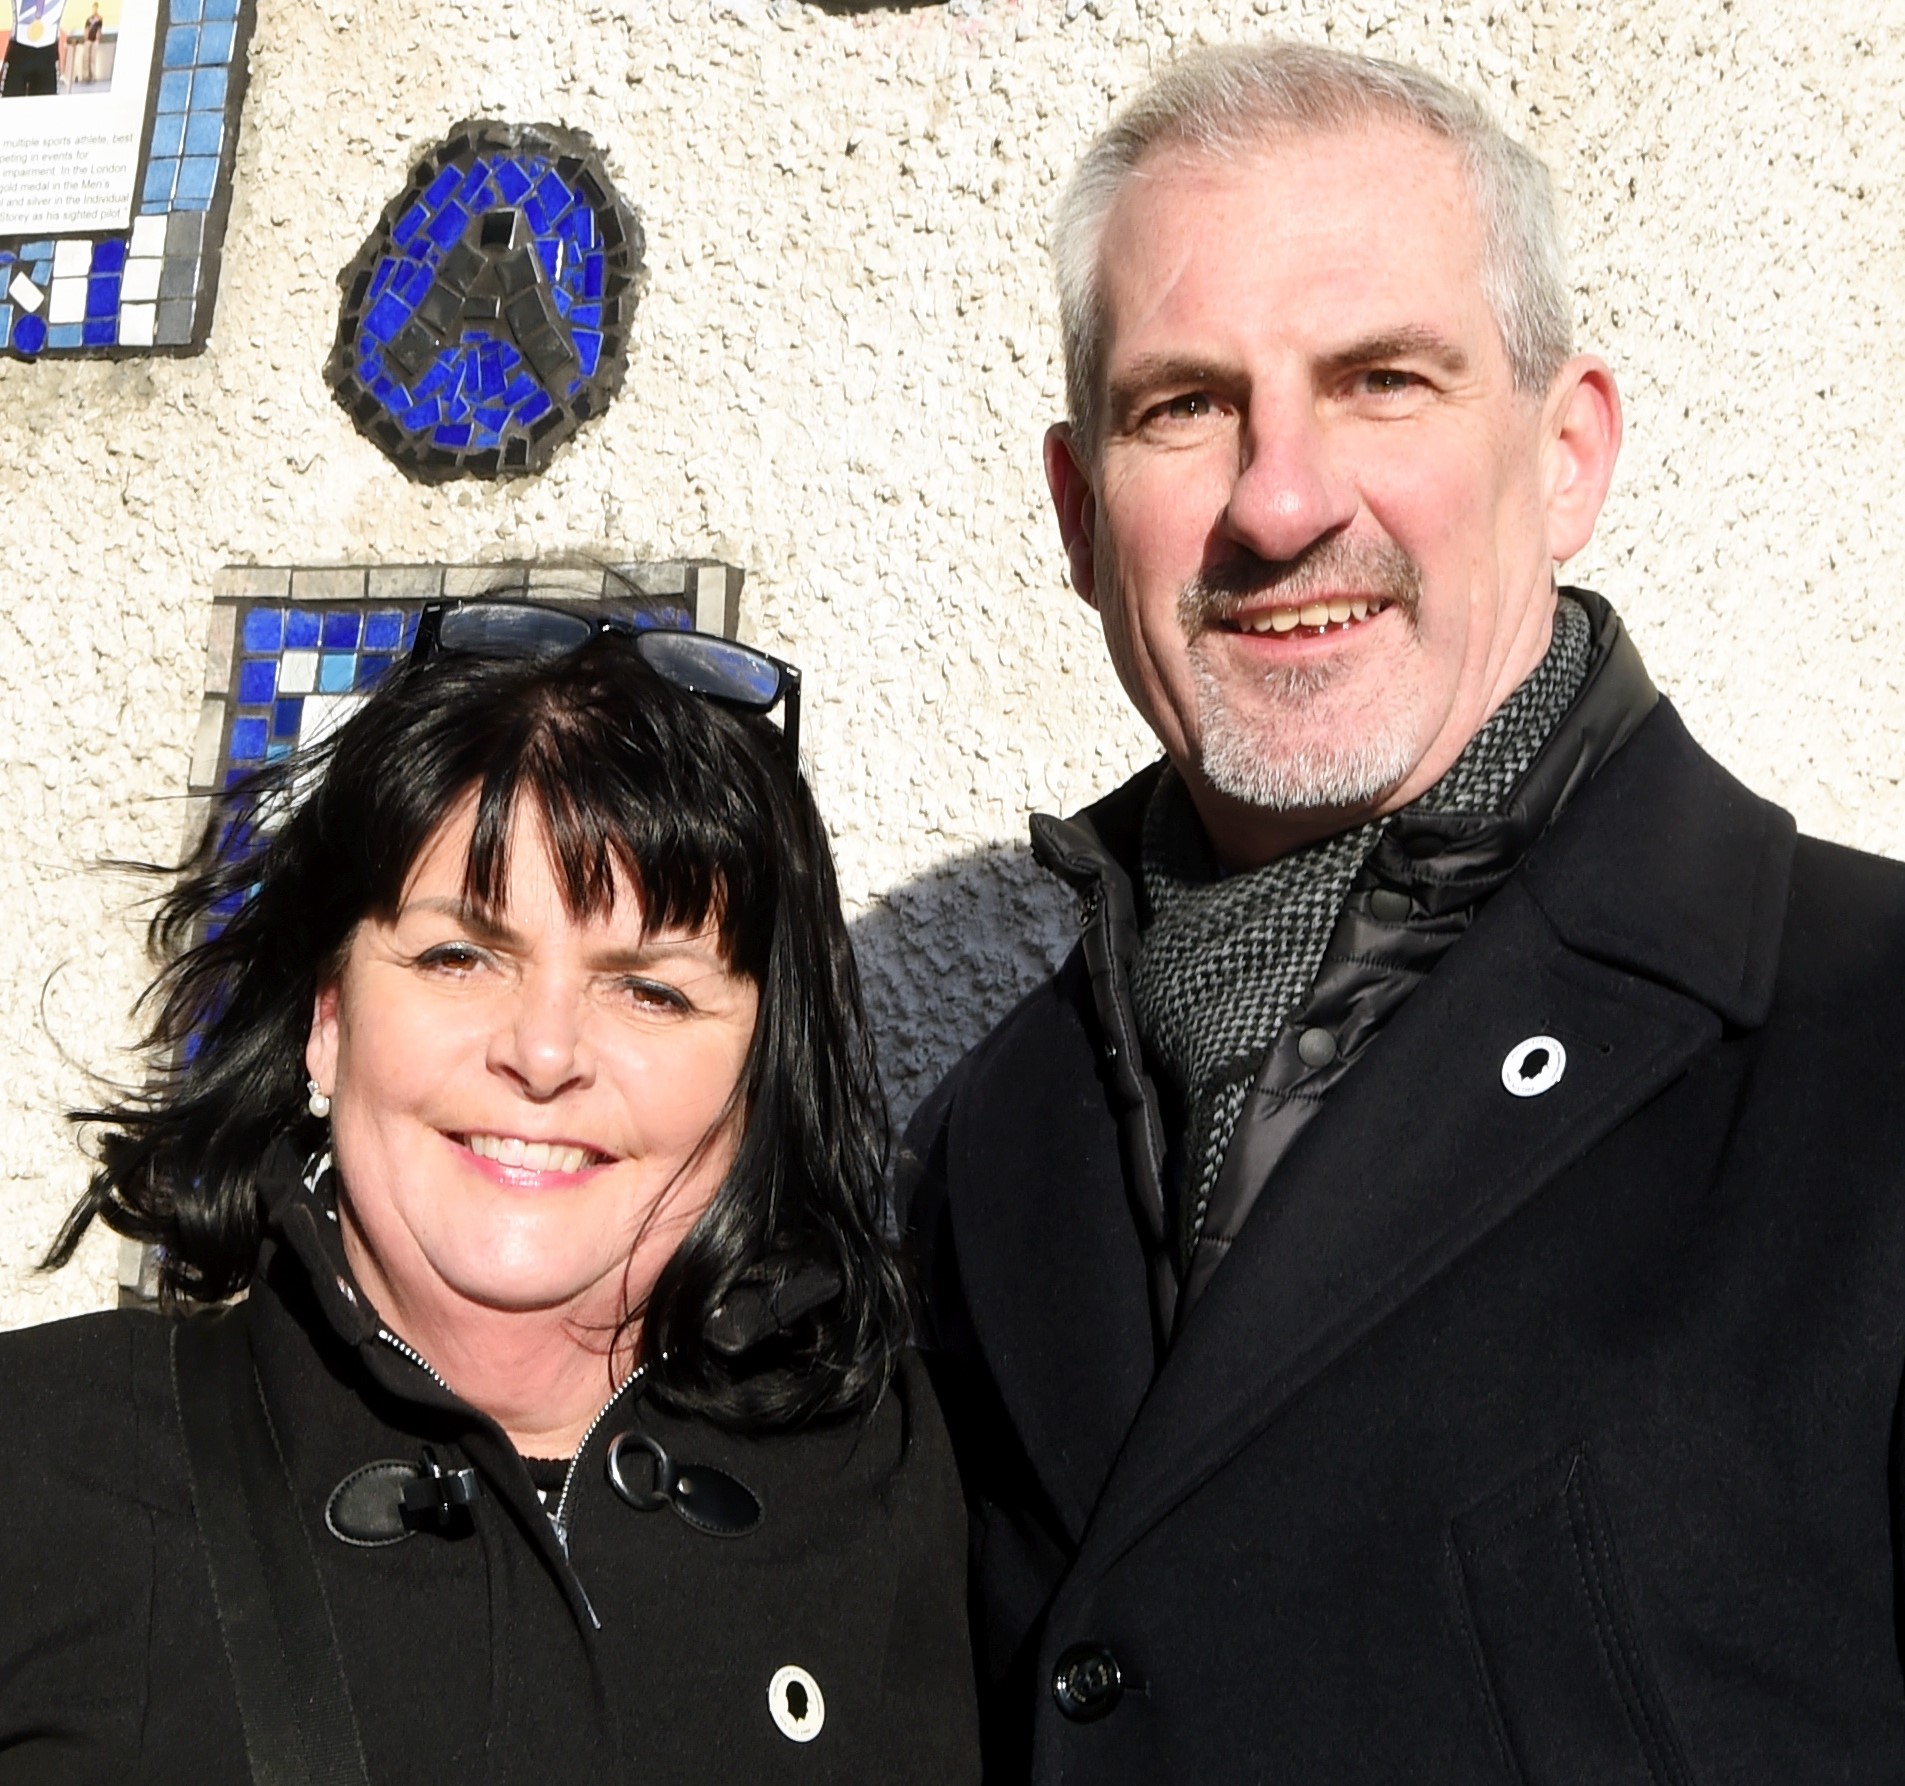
xmin=326 ymin=121 xmax=643 ymax=482
xmin=191 ymin=560 xmax=742 ymax=805
xmin=0 ymin=0 xmax=257 ymax=358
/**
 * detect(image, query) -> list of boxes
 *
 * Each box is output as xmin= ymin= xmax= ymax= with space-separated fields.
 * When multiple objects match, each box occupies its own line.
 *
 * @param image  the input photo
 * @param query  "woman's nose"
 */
xmin=489 ymin=975 xmax=592 ymax=1098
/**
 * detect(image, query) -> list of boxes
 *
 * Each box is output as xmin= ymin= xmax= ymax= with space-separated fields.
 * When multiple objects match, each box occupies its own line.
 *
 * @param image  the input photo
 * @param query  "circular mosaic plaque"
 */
xmin=327 ymin=120 xmax=643 ymax=482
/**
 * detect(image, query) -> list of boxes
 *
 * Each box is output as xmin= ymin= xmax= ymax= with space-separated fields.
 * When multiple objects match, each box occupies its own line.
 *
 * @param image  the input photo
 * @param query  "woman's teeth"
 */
xmin=465 ymin=1134 xmax=596 ymax=1173
xmin=1235 ymin=596 xmax=1382 ymax=636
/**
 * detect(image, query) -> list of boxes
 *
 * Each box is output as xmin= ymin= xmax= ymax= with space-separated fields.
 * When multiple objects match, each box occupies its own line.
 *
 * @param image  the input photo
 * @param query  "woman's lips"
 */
xmin=458 ymin=1132 xmax=610 ymax=1176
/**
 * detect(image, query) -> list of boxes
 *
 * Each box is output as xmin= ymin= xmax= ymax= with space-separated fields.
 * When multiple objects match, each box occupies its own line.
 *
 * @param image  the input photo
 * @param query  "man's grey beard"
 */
xmin=1180 ymin=537 xmax=1425 ymax=813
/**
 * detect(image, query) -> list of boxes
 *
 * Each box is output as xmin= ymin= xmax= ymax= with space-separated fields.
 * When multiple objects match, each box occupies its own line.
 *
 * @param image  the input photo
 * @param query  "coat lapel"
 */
xmin=1072 ymin=704 xmax=1795 ymax=1577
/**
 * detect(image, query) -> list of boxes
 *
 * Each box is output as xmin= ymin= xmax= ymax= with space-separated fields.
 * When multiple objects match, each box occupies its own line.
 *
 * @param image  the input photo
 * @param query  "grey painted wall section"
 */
xmin=1 ymin=0 xmax=1900 ymax=1324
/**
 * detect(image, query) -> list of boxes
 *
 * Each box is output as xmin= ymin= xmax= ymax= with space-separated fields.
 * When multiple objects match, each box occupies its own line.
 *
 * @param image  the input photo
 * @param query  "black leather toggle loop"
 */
xmin=605 ymin=1429 xmax=763 ymax=1538
xmin=398 ymin=1446 xmax=482 ymax=1532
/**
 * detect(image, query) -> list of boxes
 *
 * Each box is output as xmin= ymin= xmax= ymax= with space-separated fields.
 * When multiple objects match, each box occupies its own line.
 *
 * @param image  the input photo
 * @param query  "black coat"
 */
xmin=0 ymin=1154 xmax=979 ymax=1783
xmin=906 ymin=698 xmax=1905 ymax=1783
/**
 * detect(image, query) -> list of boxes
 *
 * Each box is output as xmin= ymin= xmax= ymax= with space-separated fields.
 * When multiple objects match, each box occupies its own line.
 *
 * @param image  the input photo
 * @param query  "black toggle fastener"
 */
xmin=399 ymin=1446 xmax=482 ymax=1531
xmin=605 ymin=1429 xmax=763 ymax=1538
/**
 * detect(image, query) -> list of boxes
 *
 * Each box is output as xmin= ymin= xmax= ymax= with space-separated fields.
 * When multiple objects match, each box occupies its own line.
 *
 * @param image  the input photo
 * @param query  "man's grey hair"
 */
xmin=1051 ymin=42 xmax=1575 ymax=453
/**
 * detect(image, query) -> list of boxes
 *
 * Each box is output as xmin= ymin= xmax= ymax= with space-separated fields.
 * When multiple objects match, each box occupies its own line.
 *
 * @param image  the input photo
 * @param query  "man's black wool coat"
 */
xmin=0 ymin=1151 xmax=978 ymax=1783
xmin=906 ymin=694 xmax=1905 ymax=1783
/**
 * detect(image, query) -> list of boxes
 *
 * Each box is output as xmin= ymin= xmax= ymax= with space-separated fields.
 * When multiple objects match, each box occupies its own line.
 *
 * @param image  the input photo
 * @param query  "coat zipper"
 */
xmin=374 ymin=1326 xmax=644 ymax=1632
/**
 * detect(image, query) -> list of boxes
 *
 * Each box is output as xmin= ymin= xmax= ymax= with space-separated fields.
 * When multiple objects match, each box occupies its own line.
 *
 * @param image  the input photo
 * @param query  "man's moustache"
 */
xmin=1179 ymin=537 xmax=1423 ymax=627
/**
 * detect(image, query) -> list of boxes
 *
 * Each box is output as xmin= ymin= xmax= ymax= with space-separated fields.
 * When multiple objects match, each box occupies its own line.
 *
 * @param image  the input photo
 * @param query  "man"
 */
xmin=0 ymin=0 xmax=63 ymax=97
xmin=905 ymin=40 xmax=1905 ymax=1784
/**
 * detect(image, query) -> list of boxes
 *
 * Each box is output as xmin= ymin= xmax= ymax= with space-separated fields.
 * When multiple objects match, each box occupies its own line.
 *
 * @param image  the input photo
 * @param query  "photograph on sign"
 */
xmin=0 ymin=0 xmax=160 ymax=236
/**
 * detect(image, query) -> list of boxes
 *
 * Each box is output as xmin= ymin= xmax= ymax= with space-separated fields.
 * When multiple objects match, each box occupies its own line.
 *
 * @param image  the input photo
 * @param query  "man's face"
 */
xmin=1048 ymin=123 xmax=1617 ymax=862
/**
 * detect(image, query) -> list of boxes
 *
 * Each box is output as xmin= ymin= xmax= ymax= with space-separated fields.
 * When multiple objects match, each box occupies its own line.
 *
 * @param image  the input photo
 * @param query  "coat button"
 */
xmin=1296 ymin=1026 xmax=1337 ymax=1068
xmin=1052 ymin=1643 xmax=1124 ymax=1722
xmin=1369 ymin=887 xmax=1412 ymax=921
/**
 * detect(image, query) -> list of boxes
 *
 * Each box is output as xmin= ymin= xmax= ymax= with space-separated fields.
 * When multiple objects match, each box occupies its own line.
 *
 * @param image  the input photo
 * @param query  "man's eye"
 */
xmin=1157 ymin=392 xmax=1213 ymax=421
xmin=1359 ymin=368 xmax=1420 ymax=394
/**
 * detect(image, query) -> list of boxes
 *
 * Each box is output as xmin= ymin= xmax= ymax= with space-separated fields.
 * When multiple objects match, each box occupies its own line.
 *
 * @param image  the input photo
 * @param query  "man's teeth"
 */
xmin=1239 ymin=597 xmax=1376 ymax=636
xmin=465 ymin=1134 xmax=596 ymax=1173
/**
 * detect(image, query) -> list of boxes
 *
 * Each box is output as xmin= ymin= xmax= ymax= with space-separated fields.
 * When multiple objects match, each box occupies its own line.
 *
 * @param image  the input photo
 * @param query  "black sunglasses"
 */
xmin=409 ymin=599 xmax=801 ymax=765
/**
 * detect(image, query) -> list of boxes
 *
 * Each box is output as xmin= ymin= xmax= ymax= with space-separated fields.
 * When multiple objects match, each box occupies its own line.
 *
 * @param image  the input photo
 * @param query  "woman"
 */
xmin=0 ymin=603 xmax=979 ymax=1783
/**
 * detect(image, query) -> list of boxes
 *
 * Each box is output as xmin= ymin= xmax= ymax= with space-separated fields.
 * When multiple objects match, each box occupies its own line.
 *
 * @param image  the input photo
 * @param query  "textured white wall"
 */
xmin=1 ymin=0 xmax=1900 ymax=1325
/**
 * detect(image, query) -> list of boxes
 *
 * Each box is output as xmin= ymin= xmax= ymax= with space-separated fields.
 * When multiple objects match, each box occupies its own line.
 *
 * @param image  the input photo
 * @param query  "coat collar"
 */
xmin=1065 ymin=699 xmax=1795 ymax=1575
xmin=972 ymin=605 xmax=1794 ymax=1563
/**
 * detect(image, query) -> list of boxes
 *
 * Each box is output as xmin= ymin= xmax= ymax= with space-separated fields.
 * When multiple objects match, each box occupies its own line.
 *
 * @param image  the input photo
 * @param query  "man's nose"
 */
xmin=490 ymin=975 xmax=592 ymax=1099
xmin=1221 ymin=389 xmax=1356 ymax=564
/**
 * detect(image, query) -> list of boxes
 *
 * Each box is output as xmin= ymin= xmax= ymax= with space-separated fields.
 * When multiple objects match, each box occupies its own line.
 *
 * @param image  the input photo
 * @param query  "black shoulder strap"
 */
xmin=172 ymin=1306 xmax=372 ymax=1786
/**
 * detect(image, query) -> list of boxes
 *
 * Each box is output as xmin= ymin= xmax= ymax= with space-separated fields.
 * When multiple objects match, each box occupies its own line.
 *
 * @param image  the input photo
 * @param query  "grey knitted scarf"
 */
xmin=1131 ymin=595 xmax=1593 ymax=1262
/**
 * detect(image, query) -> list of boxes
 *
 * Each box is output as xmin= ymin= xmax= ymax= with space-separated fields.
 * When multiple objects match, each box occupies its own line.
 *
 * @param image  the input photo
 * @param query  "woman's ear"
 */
xmin=305 ymin=980 xmax=340 ymax=1096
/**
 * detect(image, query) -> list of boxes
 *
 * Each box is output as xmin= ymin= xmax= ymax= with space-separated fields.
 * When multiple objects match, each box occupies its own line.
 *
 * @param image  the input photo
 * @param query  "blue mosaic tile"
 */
xmin=199 ymin=21 xmax=237 ymax=62
xmin=237 ymin=659 xmax=276 ymax=703
xmin=87 ymin=277 xmax=120 ymax=319
xmin=0 ymin=310 xmax=12 ymax=351
xmin=191 ymin=66 xmax=229 ymax=110
xmin=205 ymin=0 xmax=240 ymax=17
xmin=149 ymin=111 xmax=186 ymax=158
xmin=317 ymin=653 xmax=357 ymax=693
xmin=242 ymin=608 xmax=284 ymax=652
xmin=47 ymin=324 xmax=84 ymax=348
xmin=163 ymin=26 xmax=199 ymax=68
xmin=327 ymin=119 xmax=642 ymax=482
xmin=91 ymin=240 xmax=127 ymax=276
xmin=272 ymin=697 xmax=303 ymax=739
xmin=286 ymin=609 xmax=322 ymax=649
xmin=172 ymin=0 xmax=203 ymax=17
xmin=364 ymin=610 xmax=404 ymax=651
xmin=82 ymin=318 xmax=117 ymax=347
xmin=356 ymin=654 xmax=398 ymax=691
xmin=321 ymin=609 xmax=361 ymax=648
xmin=143 ymin=160 xmax=179 ymax=207
xmin=156 ymin=68 xmax=191 ymax=110
xmin=184 ymin=111 xmax=224 ymax=157
xmin=229 ymin=716 xmax=268 ymax=761
xmin=18 ymin=240 xmax=52 ymax=260
xmin=176 ymin=159 xmax=219 ymax=208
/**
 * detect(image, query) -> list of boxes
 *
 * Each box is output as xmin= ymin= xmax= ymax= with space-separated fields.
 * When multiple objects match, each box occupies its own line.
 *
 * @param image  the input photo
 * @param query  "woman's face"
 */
xmin=305 ymin=795 xmax=759 ymax=1339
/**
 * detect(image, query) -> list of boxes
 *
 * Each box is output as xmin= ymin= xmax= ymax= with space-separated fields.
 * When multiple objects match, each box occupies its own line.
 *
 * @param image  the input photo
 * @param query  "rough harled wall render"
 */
xmin=0 ymin=0 xmax=1900 ymax=1325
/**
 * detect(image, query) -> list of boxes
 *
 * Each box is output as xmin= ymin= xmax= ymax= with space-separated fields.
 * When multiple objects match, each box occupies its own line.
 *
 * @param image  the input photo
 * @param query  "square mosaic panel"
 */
xmin=2 ymin=0 xmax=257 ymax=358
xmin=191 ymin=559 xmax=745 ymax=806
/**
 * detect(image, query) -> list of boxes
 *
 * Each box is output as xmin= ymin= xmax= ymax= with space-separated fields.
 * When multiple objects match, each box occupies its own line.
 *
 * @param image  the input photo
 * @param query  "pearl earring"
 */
xmin=307 ymin=1080 xmax=332 ymax=1120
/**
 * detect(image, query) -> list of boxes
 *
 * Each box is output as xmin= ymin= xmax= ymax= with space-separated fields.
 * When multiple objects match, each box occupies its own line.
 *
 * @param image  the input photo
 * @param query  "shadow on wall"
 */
xmin=848 ymin=839 xmax=1080 ymax=1134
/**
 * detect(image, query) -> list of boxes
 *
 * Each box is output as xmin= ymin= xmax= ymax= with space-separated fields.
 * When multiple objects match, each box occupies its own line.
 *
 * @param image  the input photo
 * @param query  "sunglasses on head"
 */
xmin=409 ymin=598 xmax=802 ymax=766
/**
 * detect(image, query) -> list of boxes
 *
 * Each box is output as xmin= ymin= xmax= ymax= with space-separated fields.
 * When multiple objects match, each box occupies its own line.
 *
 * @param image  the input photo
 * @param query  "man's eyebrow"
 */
xmin=1320 ymin=327 xmax=1471 ymax=377
xmin=1103 ymin=355 xmax=1235 ymax=426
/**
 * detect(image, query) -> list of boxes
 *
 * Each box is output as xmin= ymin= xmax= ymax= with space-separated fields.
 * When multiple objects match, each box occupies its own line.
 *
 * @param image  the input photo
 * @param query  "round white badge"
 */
xmin=1501 ymin=1035 xmax=1567 ymax=1097
xmin=768 ymin=1664 xmax=825 ymax=1743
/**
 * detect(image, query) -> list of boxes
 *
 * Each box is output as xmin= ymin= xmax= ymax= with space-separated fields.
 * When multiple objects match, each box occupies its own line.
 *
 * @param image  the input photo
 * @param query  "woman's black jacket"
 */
xmin=0 ymin=1150 xmax=979 ymax=1783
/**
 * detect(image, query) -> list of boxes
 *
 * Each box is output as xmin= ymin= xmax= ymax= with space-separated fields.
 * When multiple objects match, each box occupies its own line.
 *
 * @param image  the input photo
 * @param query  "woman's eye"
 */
xmin=415 ymin=942 xmax=487 ymax=974
xmin=618 ymin=977 xmax=690 ymax=1013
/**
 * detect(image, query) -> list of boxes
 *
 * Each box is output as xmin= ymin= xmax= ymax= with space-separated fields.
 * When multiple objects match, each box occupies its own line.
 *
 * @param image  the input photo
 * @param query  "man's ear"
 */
xmin=305 ymin=980 xmax=340 ymax=1098
xmin=1541 ymin=356 xmax=1623 ymax=565
xmin=1043 ymin=422 xmax=1100 ymax=608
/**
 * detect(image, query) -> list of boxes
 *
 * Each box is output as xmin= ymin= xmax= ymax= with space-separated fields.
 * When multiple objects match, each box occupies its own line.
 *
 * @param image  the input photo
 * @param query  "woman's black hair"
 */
xmin=52 ymin=637 xmax=908 ymax=1427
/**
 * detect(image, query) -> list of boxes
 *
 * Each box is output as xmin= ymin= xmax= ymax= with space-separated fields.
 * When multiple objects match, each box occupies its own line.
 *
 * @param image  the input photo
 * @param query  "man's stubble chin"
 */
xmin=1166 ymin=532 xmax=1431 ymax=814
xmin=1188 ymin=643 xmax=1429 ymax=812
